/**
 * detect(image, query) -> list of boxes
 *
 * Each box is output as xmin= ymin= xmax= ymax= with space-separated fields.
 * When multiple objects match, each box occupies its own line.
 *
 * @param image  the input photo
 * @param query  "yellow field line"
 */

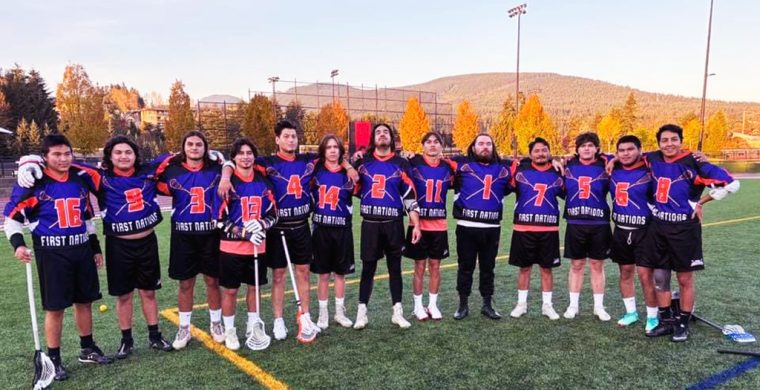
xmin=702 ymin=215 xmax=760 ymax=227
xmin=160 ymin=308 xmax=288 ymax=390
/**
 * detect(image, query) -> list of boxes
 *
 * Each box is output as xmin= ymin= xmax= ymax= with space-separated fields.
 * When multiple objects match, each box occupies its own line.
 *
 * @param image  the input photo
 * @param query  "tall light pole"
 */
xmin=509 ymin=3 xmax=527 ymax=157
xmin=698 ymin=0 xmax=715 ymax=151
xmin=268 ymin=76 xmax=280 ymax=119
xmin=331 ymin=69 xmax=339 ymax=102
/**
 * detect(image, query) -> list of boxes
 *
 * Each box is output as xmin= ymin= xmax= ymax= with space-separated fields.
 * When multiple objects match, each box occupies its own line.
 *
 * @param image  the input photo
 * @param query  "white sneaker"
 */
xmin=301 ymin=313 xmax=321 ymax=334
xmin=510 ymin=302 xmax=528 ymax=318
xmin=391 ymin=303 xmax=411 ymax=329
xmin=317 ymin=307 xmax=329 ymax=330
xmin=334 ymin=304 xmax=353 ymax=328
xmin=172 ymin=325 xmax=191 ymax=350
xmin=542 ymin=303 xmax=560 ymax=320
xmin=273 ymin=318 xmax=288 ymax=340
xmin=210 ymin=321 xmax=225 ymax=343
xmin=427 ymin=304 xmax=443 ymax=320
xmin=563 ymin=305 xmax=579 ymax=319
xmin=413 ymin=305 xmax=429 ymax=321
xmin=224 ymin=327 xmax=240 ymax=350
xmin=353 ymin=304 xmax=368 ymax=330
xmin=593 ymin=307 xmax=611 ymax=321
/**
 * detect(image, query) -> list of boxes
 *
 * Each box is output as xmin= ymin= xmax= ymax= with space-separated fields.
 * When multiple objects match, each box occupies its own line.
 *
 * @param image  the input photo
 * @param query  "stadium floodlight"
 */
xmin=331 ymin=69 xmax=339 ymax=101
xmin=698 ymin=0 xmax=715 ymax=151
xmin=268 ymin=76 xmax=280 ymax=117
xmin=508 ymin=3 xmax=527 ymax=157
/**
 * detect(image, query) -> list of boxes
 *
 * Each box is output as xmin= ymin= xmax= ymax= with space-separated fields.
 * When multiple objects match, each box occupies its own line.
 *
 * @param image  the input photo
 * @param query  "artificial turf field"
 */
xmin=0 ymin=181 xmax=758 ymax=390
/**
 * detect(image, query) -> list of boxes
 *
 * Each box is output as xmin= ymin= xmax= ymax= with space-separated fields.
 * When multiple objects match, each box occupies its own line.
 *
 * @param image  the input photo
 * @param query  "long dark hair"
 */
xmin=367 ymin=123 xmax=396 ymax=155
xmin=318 ymin=134 xmax=345 ymax=164
xmin=229 ymin=137 xmax=259 ymax=159
xmin=171 ymin=130 xmax=212 ymax=166
xmin=575 ymin=132 xmax=601 ymax=158
xmin=467 ymin=133 xmax=499 ymax=163
xmin=102 ymin=135 xmax=142 ymax=172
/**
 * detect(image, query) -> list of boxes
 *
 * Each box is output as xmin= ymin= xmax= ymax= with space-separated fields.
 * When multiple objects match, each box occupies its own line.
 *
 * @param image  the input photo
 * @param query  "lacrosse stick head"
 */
xmin=245 ymin=320 xmax=271 ymax=351
xmin=723 ymin=325 xmax=757 ymax=343
xmin=295 ymin=310 xmax=318 ymax=344
xmin=32 ymin=350 xmax=55 ymax=390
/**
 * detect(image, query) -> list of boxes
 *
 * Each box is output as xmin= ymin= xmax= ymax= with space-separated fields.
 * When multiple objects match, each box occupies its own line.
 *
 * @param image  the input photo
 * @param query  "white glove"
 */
xmin=208 ymin=150 xmax=226 ymax=163
xmin=16 ymin=155 xmax=44 ymax=188
xmin=244 ymin=219 xmax=265 ymax=235
xmin=709 ymin=180 xmax=740 ymax=201
xmin=249 ymin=231 xmax=265 ymax=246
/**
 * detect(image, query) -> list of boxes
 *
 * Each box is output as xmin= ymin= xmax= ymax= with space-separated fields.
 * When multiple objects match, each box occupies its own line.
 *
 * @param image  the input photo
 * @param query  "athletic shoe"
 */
xmin=542 ymin=303 xmax=560 ymax=320
xmin=646 ymin=319 xmax=675 ymax=337
xmin=317 ymin=306 xmax=329 ymax=330
xmin=481 ymin=296 xmax=501 ymax=320
xmin=353 ymin=304 xmax=368 ymax=330
xmin=617 ymin=312 xmax=640 ymax=327
xmin=115 ymin=339 xmax=134 ymax=360
xmin=273 ymin=318 xmax=288 ymax=340
xmin=210 ymin=321 xmax=225 ymax=343
xmin=301 ymin=313 xmax=321 ymax=335
xmin=391 ymin=303 xmax=411 ymax=328
xmin=413 ymin=305 xmax=429 ymax=321
xmin=645 ymin=317 xmax=659 ymax=333
xmin=563 ymin=305 xmax=579 ymax=319
xmin=149 ymin=336 xmax=174 ymax=352
xmin=510 ymin=302 xmax=528 ymax=318
xmin=78 ymin=345 xmax=113 ymax=364
xmin=427 ymin=304 xmax=443 ymax=320
xmin=224 ymin=327 xmax=240 ymax=350
xmin=53 ymin=361 xmax=68 ymax=381
xmin=334 ymin=304 xmax=354 ymax=328
xmin=172 ymin=325 xmax=192 ymax=350
xmin=593 ymin=307 xmax=611 ymax=321
xmin=672 ymin=324 xmax=689 ymax=342
xmin=454 ymin=296 xmax=469 ymax=320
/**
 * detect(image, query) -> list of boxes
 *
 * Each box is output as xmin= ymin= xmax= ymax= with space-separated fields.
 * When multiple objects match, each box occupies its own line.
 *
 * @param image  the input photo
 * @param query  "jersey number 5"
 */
xmin=124 ymin=188 xmax=145 ymax=212
xmin=615 ymin=183 xmax=630 ymax=206
xmin=578 ymin=176 xmax=591 ymax=199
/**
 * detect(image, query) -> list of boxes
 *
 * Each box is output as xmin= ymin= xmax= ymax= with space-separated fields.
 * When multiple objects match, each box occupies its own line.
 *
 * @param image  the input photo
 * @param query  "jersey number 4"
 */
xmin=286 ymin=175 xmax=303 ymax=199
xmin=54 ymin=198 xmax=82 ymax=228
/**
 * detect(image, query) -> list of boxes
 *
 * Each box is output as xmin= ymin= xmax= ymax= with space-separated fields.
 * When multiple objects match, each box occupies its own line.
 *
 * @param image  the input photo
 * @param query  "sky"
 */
xmin=3 ymin=0 xmax=758 ymax=103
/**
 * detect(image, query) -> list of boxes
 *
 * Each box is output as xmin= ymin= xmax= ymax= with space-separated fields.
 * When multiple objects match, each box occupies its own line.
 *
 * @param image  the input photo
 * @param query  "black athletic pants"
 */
xmin=455 ymin=225 xmax=501 ymax=298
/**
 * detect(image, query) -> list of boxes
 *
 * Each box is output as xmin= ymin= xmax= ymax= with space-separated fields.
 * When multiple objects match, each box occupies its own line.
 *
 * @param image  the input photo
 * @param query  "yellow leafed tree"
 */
xmin=513 ymin=95 xmax=557 ymax=155
xmin=596 ymin=109 xmax=622 ymax=152
xmin=680 ymin=113 xmax=701 ymax=151
xmin=489 ymin=98 xmax=517 ymax=156
xmin=316 ymin=101 xmax=350 ymax=141
xmin=452 ymin=100 xmax=479 ymax=152
xmin=704 ymin=111 xmax=728 ymax=154
xmin=56 ymin=64 xmax=108 ymax=155
xmin=398 ymin=97 xmax=430 ymax=153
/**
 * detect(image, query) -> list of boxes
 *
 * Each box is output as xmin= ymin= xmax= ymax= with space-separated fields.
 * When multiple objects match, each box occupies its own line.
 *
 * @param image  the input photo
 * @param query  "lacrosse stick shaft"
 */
xmin=253 ymin=246 xmax=261 ymax=314
xmin=718 ymin=349 xmax=760 ymax=358
xmin=280 ymin=232 xmax=302 ymax=306
xmin=693 ymin=313 xmax=724 ymax=331
xmin=26 ymin=263 xmax=42 ymax=351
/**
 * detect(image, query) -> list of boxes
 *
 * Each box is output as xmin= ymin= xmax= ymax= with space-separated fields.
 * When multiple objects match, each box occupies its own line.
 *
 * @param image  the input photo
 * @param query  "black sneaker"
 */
xmin=672 ymin=324 xmax=690 ymax=342
xmin=115 ymin=339 xmax=134 ymax=360
xmin=454 ymin=296 xmax=469 ymax=320
xmin=53 ymin=361 xmax=69 ymax=381
xmin=149 ymin=336 xmax=174 ymax=352
xmin=481 ymin=296 xmax=502 ymax=320
xmin=646 ymin=320 xmax=675 ymax=338
xmin=79 ymin=345 xmax=114 ymax=364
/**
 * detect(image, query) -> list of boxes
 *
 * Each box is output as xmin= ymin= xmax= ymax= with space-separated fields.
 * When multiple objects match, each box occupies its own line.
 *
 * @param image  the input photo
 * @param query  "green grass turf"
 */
xmin=1 ymin=181 xmax=759 ymax=389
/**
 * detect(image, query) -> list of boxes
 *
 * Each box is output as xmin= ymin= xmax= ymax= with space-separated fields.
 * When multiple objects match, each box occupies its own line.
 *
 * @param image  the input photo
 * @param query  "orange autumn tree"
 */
xmin=513 ymin=95 xmax=557 ymax=155
xmin=452 ymin=100 xmax=479 ymax=152
xmin=398 ymin=97 xmax=430 ymax=153
xmin=316 ymin=100 xmax=349 ymax=141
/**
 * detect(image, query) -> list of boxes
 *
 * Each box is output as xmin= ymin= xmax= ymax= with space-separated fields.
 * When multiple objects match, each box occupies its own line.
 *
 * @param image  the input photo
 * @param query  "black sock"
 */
xmin=80 ymin=334 xmax=94 ymax=349
xmin=48 ymin=347 xmax=61 ymax=362
xmin=148 ymin=324 xmax=160 ymax=340
xmin=121 ymin=328 xmax=133 ymax=342
xmin=658 ymin=307 xmax=673 ymax=321
xmin=680 ymin=310 xmax=692 ymax=326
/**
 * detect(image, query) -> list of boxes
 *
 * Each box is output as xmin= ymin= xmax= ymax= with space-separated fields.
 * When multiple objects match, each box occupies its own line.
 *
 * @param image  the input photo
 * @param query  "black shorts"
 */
xmin=105 ymin=233 xmax=162 ymax=296
xmin=640 ymin=221 xmax=704 ymax=272
xmin=34 ymin=244 xmax=102 ymax=311
xmin=311 ymin=225 xmax=355 ymax=275
xmin=266 ymin=222 xmax=312 ymax=268
xmin=169 ymin=232 xmax=220 ymax=280
xmin=509 ymin=230 xmax=561 ymax=269
xmin=403 ymin=227 xmax=449 ymax=260
xmin=610 ymin=226 xmax=648 ymax=266
xmin=360 ymin=219 xmax=405 ymax=262
xmin=563 ymin=223 xmax=612 ymax=260
xmin=219 ymin=252 xmax=268 ymax=289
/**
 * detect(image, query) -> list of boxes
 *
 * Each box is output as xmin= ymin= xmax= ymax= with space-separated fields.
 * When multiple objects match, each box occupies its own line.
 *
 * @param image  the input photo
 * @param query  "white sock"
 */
xmin=274 ymin=317 xmax=284 ymax=326
xmin=319 ymin=300 xmax=328 ymax=309
xmin=646 ymin=306 xmax=658 ymax=319
xmin=209 ymin=309 xmax=222 ymax=323
xmin=623 ymin=297 xmax=636 ymax=313
xmin=542 ymin=291 xmax=553 ymax=305
xmin=413 ymin=294 xmax=423 ymax=308
xmin=179 ymin=311 xmax=192 ymax=327
xmin=593 ymin=293 xmax=604 ymax=309
xmin=517 ymin=290 xmax=528 ymax=304
xmin=428 ymin=293 xmax=438 ymax=307
xmin=247 ymin=312 xmax=260 ymax=325
xmin=569 ymin=292 xmax=580 ymax=307
xmin=223 ymin=315 xmax=235 ymax=330
xmin=335 ymin=297 xmax=345 ymax=307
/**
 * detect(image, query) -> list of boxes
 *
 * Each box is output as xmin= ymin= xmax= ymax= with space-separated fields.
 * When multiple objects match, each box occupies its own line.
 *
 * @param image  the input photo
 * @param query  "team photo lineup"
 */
xmin=3 ymin=116 xmax=744 ymax=387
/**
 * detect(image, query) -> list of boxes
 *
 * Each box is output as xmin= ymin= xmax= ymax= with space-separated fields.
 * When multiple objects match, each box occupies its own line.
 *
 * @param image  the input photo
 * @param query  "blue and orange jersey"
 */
xmin=213 ymin=169 xmax=277 ymax=255
xmin=610 ymin=160 xmax=653 ymax=228
xmin=450 ymin=156 xmax=514 ymax=224
xmin=353 ymin=152 xmax=417 ymax=221
xmin=563 ymin=155 xmax=611 ymax=225
xmin=310 ymin=161 xmax=354 ymax=227
xmin=4 ymin=166 xmax=96 ymax=248
xmin=511 ymin=158 xmax=565 ymax=231
xmin=409 ymin=154 xmax=455 ymax=220
xmin=72 ymin=158 xmax=166 ymax=236
xmin=156 ymin=157 xmax=221 ymax=234
xmin=645 ymin=151 xmax=733 ymax=224
xmin=256 ymin=152 xmax=318 ymax=223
